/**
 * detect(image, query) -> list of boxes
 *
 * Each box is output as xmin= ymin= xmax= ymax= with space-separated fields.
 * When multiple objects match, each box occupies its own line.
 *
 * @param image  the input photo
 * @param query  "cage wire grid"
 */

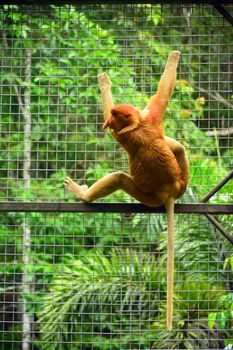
xmin=0 ymin=2 xmax=232 ymax=350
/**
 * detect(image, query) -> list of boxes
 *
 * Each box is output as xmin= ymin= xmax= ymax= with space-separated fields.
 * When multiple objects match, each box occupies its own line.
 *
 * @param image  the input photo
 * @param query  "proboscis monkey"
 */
xmin=65 ymin=51 xmax=189 ymax=331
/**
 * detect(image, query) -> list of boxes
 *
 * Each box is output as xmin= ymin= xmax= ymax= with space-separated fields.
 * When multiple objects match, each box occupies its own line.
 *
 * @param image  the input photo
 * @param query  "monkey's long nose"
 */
xmin=102 ymin=117 xmax=111 ymax=130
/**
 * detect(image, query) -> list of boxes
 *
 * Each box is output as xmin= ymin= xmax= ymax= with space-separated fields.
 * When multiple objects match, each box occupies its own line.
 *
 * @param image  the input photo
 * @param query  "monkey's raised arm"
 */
xmin=98 ymin=73 xmax=115 ymax=121
xmin=143 ymin=51 xmax=180 ymax=126
xmin=156 ymin=50 xmax=180 ymax=105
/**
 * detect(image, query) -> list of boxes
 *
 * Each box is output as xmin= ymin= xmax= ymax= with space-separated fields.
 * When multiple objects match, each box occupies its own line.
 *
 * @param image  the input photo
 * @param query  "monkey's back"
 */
xmin=120 ymin=128 xmax=184 ymax=199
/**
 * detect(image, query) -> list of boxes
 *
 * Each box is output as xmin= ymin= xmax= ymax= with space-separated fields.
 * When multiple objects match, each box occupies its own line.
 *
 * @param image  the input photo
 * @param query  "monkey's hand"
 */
xmin=167 ymin=50 xmax=180 ymax=68
xmin=98 ymin=73 xmax=112 ymax=89
xmin=64 ymin=177 xmax=88 ymax=200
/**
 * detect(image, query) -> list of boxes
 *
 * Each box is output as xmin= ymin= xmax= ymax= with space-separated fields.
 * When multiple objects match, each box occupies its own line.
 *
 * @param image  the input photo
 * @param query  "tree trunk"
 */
xmin=22 ymin=47 xmax=32 ymax=350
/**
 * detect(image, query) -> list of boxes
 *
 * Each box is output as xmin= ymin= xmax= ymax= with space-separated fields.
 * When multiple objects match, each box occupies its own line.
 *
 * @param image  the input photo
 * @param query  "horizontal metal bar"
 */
xmin=0 ymin=202 xmax=232 ymax=214
xmin=0 ymin=0 xmax=233 ymax=5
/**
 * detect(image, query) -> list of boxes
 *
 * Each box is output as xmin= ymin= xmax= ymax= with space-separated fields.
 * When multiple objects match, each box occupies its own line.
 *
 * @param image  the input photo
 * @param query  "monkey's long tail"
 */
xmin=165 ymin=197 xmax=175 ymax=331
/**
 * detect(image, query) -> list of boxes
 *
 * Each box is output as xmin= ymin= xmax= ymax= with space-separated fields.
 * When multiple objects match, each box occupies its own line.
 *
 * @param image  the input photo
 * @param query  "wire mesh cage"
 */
xmin=0 ymin=2 xmax=232 ymax=349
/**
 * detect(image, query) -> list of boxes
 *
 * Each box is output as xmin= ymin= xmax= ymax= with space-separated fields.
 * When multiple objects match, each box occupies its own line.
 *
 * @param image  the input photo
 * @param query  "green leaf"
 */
xmin=230 ymin=256 xmax=233 ymax=271
xmin=223 ymin=257 xmax=230 ymax=270
xmin=208 ymin=312 xmax=217 ymax=329
xmin=218 ymin=311 xmax=228 ymax=329
xmin=223 ymin=256 xmax=233 ymax=271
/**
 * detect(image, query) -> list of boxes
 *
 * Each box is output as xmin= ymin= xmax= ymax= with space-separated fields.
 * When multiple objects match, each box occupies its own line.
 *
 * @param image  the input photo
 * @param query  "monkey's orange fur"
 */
xmin=65 ymin=51 xmax=189 ymax=330
xmin=103 ymin=104 xmax=187 ymax=205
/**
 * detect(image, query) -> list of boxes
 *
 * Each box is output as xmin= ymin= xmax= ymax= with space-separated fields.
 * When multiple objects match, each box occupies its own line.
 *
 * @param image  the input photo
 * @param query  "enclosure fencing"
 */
xmin=0 ymin=1 xmax=232 ymax=349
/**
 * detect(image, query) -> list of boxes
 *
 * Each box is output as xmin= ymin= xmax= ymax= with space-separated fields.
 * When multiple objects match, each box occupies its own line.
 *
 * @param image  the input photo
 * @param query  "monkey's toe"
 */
xmin=64 ymin=176 xmax=72 ymax=185
xmin=98 ymin=72 xmax=112 ymax=86
xmin=98 ymin=72 xmax=107 ymax=79
xmin=171 ymin=50 xmax=180 ymax=55
xmin=64 ymin=176 xmax=75 ymax=190
xmin=169 ymin=51 xmax=180 ymax=62
xmin=64 ymin=177 xmax=88 ymax=201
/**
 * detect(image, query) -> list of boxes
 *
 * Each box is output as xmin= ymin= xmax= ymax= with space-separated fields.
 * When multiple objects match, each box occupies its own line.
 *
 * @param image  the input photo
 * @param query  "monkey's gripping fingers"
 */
xmin=166 ymin=50 xmax=180 ymax=68
xmin=98 ymin=73 xmax=112 ymax=89
xmin=64 ymin=177 xmax=88 ymax=200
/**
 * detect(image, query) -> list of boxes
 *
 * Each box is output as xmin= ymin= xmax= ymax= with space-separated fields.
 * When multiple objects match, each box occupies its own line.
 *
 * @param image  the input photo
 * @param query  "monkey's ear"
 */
xmin=117 ymin=122 xmax=138 ymax=135
xmin=111 ymin=108 xmax=118 ymax=117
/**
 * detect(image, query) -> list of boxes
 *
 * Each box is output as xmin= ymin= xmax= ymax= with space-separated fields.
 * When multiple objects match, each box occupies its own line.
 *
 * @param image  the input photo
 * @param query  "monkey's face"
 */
xmin=102 ymin=104 xmax=140 ymax=134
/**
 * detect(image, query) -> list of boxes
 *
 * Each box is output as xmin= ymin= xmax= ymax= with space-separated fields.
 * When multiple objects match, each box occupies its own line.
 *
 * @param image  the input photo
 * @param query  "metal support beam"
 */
xmin=0 ymin=0 xmax=233 ymax=5
xmin=0 ymin=202 xmax=232 ymax=214
xmin=200 ymin=170 xmax=233 ymax=203
xmin=212 ymin=1 xmax=233 ymax=26
xmin=204 ymin=213 xmax=233 ymax=245
xmin=200 ymin=171 xmax=233 ymax=245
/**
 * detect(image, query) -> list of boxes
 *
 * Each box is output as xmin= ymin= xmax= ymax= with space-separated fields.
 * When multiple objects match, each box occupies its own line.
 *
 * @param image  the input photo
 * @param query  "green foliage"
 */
xmin=208 ymin=257 xmax=233 ymax=347
xmin=208 ymin=293 xmax=233 ymax=330
xmin=153 ymin=282 xmax=227 ymax=350
xmin=38 ymin=251 xmax=228 ymax=350
xmin=38 ymin=249 xmax=165 ymax=349
xmin=0 ymin=4 xmax=232 ymax=349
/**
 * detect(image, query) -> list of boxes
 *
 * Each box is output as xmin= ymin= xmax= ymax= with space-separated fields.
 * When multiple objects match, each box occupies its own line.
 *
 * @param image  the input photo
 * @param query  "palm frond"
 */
xmin=38 ymin=249 xmax=165 ymax=349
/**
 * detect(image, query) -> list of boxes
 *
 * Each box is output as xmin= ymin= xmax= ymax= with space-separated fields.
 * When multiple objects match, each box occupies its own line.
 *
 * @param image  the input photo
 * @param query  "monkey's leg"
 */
xmin=98 ymin=73 xmax=114 ymax=120
xmin=165 ymin=136 xmax=189 ymax=185
xmin=65 ymin=173 xmax=162 ymax=207
xmin=142 ymin=51 xmax=180 ymax=120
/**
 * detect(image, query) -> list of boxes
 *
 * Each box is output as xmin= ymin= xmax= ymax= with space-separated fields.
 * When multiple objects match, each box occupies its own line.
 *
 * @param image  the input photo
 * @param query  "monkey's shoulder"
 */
xmin=119 ymin=126 xmax=162 ymax=147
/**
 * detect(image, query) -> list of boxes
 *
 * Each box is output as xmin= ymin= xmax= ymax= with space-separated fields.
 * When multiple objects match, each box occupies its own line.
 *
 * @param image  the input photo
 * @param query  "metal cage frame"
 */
xmin=0 ymin=0 xmax=232 ymax=243
xmin=0 ymin=2 xmax=232 ymax=350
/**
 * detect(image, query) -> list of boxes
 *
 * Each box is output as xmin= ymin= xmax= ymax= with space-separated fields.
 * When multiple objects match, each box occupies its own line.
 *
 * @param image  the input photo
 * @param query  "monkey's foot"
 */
xmin=64 ymin=177 xmax=88 ymax=200
xmin=98 ymin=72 xmax=112 ymax=88
xmin=168 ymin=51 xmax=180 ymax=66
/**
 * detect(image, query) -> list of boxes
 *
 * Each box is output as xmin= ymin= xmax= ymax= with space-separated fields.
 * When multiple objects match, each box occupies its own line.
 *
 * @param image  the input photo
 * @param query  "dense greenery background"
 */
xmin=0 ymin=4 xmax=232 ymax=350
